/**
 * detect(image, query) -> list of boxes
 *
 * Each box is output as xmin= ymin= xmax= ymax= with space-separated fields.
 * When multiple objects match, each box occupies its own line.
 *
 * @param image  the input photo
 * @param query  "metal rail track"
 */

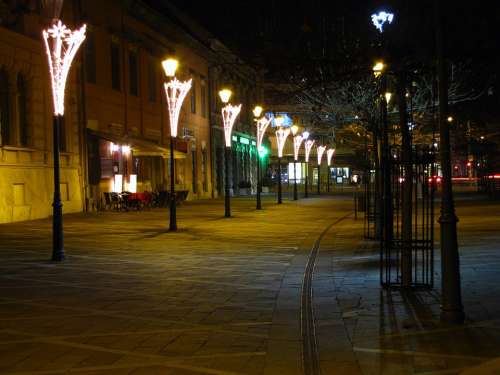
xmin=301 ymin=213 xmax=351 ymax=375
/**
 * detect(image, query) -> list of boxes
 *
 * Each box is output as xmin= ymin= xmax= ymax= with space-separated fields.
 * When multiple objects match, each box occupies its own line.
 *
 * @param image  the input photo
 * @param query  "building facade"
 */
xmin=0 ymin=0 xmax=261 ymax=223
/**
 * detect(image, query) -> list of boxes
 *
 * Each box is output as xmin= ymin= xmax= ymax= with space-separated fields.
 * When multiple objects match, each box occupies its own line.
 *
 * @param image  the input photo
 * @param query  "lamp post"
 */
xmin=316 ymin=145 xmax=326 ymax=195
xmin=327 ymin=148 xmax=335 ymax=192
xmin=274 ymin=120 xmax=289 ymax=204
xmin=291 ymin=125 xmax=303 ymax=201
xmin=254 ymin=106 xmax=271 ymax=210
xmin=43 ymin=20 xmax=86 ymax=261
xmin=162 ymin=58 xmax=192 ymax=231
xmin=220 ymin=89 xmax=242 ymax=217
xmin=304 ymin=135 xmax=314 ymax=198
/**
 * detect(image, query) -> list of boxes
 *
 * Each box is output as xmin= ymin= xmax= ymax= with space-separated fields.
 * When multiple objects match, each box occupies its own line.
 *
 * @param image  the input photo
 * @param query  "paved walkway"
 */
xmin=0 ymin=195 xmax=499 ymax=374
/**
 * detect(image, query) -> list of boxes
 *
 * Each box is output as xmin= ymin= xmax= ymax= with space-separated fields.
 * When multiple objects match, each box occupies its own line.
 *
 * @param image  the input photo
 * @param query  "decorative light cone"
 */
xmin=304 ymin=139 xmax=315 ymax=163
xmin=256 ymin=116 xmax=271 ymax=149
xmin=164 ymin=78 xmax=192 ymax=138
xmin=317 ymin=145 xmax=326 ymax=165
xmin=327 ymin=148 xmax=335 ymax=166
xmin=222 ymin=104 xmax=242 ymax=147
xmin=275 ymin=127 xmax=290 ymax=158
xmin=43 ymin=20 xmax=87 ymax=116
xmin=293 ymin=135 xmax=304 ymax=161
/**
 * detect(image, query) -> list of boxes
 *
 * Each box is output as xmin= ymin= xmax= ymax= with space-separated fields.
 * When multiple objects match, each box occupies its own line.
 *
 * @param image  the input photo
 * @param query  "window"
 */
xmin=0 ymin=68 xmax=11 ymax=146
xmin=110 ymin=41 xmax=121 ymax=90
xmin=148 ymin=60 xmax=156 ymax=102
xmin=17 ymin=73 xmax=29 ymax=146
xmin=200 ymin=76 xmax=207 ymax=117
xmin=128 ymin=49 xmax=138 ymax=96
xmin=202 ymin=148 xmax=208 ymax=192
xmin=191 ymin=150 xmax=197 ymax=193
xmin=85 ymin=30 xmax=96 ymax=84
xmin=190 ymin=69 xmax=196 ymax=114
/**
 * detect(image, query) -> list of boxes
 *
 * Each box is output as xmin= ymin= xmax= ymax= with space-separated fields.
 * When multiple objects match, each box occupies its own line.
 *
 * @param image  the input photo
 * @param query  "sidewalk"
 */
xmin=0 ymin=195 xmax=499 ymax=374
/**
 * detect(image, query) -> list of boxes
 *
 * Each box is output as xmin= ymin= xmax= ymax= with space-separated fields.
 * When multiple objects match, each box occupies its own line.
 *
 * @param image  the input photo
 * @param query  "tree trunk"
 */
xmin=398 ymin=71 xmax=413 ymax=287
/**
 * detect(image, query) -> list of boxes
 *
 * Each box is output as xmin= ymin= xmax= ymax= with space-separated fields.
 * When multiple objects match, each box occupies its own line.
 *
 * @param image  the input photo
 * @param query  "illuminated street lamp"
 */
xmin=275 ymin=123 xmax=290 ymax=204
xmin=304 ymin=136 xmax=314 ymax=198
xmin=291 ymin=125 xmax=303 ymax=201
xmin=219 ymin=89 xmax=242 ymax=217
xmin=254 ymin=106 xmax=271 ymax=210
xmin=316 ymin=145 xmax=326 ymax=194
xmin=42 ymin=20 xmax=86 ymax=261
xmin=373 ymin=61 xmax=385 ymax=77
xmin=162 ymin=58 xmax=192 ymax=231
xmin=371 ymin=11 xmax=394 ymax=32
xmin=327 ymin=148 xmax=335 ymax=192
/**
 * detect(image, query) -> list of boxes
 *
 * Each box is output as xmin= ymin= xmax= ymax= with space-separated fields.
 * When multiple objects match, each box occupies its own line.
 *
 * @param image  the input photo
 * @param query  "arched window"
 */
xmin=17 ymin=73 xmax=29 ymax=146
xmin=0 ymin=68 xmax=10 ymax=146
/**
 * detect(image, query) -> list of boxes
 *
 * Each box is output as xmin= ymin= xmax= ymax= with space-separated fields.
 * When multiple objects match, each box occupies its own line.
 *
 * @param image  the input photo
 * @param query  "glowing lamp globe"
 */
xmin=274 ymin=116 xmax=284 ymax=127
xmin=219 ymin=89 xmax=232 ymax=104
xmin=373 ymin=61 xmax=385 ymax=77
xmin=162 ymin=58 xmax=178 ymax=77
xmin=302 ymin=131 xmax=310 ymax=140
xmin=253 ymin=105 xmax=263 ymax=118
xmin=291 ymin=125 xmax=299 ymax=136
xmin=385 ymin=92 xmax=392 ymax=104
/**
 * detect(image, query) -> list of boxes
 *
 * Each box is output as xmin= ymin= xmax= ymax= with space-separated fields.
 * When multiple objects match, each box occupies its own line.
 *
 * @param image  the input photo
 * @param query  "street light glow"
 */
xmin=274 ymin=116 xmax=284 ymax=127
xmin=373 ymin=61 xmax=385 ymax=77
xmin=447 ymin=116 xmax=453 ymax=122
xmin=290 ymin=125 xmax=299 ymax=136
xmin=385 ymin=92 xmax=392 ymax=104
xmin=256 ymin=116 xmax=272 ymax=150
xmin=42 ymin=20 xmax=87 ymax=116
xmin=253 ymin=105 xmax=263 ymax=118
xmin=219 ymin=89 xmax=232 ymax=104
xmin=302 ymin=131 xmax=310 ymax=140
xmin=162 ymin=58 xmax=178 ymax=77
xmin=371 ymin=11 xmax=394 ymax=32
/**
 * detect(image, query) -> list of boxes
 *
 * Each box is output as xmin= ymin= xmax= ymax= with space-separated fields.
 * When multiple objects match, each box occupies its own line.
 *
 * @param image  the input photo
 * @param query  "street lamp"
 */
xmin=327 ymin=148 xmax=335 ymax=192
xmin=316 ymin=145 xmax=326 ymax=194
xmin=291 ymin=125 xmax=303 ymax=201
xmin=254 ymin=106 xmax=271 ymax=210
xmin=275 ymin=123 xmax=290 ymax=204
xmin=304 ymin=135 xmax=314 ymax=198
xmin=42 ymin=20 xmax=86 ymax=261
xmin=373 ymin=61 xmax=385 ymax=77
xmin=162 ymin=58 xmax=192 ymax=231
xmin=219 ymin=89 xmax=242 ymax=217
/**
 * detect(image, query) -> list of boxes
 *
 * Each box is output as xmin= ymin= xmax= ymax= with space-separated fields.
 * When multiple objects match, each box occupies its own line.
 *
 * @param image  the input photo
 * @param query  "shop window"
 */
xmin=0 ymin=68 xmax=11 ymax=145
xmin=85 ymin=30 xmax=96 ymax=84
xmin=129 ymin=49 xmax=138 ymax=96
xmin=200 ymin=76 xmax=207 ymax=117
xmin=17 ymin=73 xmax=29 ymax=146
xmin=110 ymin=41 xmax=121 ymax=91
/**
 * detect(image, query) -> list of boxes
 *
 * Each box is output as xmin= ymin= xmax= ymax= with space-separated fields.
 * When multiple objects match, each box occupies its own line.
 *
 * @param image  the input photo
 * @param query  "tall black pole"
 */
xmin=317 ymin=164 xmax=321 ymax=194
xmin=225 ymin=146 xmax=231 ymax=216
xmin=382 ymin=75 xmax=393 ymax=252
xmin=293 ymin=160 xmax=298 ymax=200
xmin=52 ymin=115 xmax=64 ymax=261
xmin=305 ymin=162 xmax=309 ymax=198
xmin=169 ymin=136 xmax=177 ymax=230
xmin=256 ymin=153 xmax=262 ymax=209
xmin=277 ymin=157 xmax=282 ymax=204
xmin=327 ymin=166 xmax=330 ymax=192
xmin=436 ymin=1 xmax=464 ymax=324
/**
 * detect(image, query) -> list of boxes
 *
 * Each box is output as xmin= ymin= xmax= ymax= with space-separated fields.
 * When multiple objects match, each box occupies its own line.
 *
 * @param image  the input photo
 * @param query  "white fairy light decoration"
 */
xmin=317 ymin=145 xmax=326 ymax=165
xmin=164 ymin=78 xmax=192 ymax=138
xmin=275 ymin=127 xmax=290 ymax=158
xmin=327 ymin=148 xmax=335 ymax=166
xmin=371 ymin=11 xmax=394 ymax=32
xmin=256 ymin=116 xmax=272 ymax=150
xmin=222 ymin=104 xmax=242 ymax=147
xmin=304 ymin=139 xmax=315 ymax=163
xmin=43 ymin=20 xmax=86 ymax=116
xmin=293 ymin=134 xmax=304 ymax=161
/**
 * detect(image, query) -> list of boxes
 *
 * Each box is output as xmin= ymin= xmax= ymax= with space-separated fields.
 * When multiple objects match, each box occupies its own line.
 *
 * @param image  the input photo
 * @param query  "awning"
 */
xmin=88 ymin=130 xmax=186 ymax=159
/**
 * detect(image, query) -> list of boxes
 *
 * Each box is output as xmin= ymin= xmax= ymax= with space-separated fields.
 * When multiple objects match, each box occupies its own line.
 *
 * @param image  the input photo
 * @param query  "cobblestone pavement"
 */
xmin=0 ymin=195 xmax=499 ymax=375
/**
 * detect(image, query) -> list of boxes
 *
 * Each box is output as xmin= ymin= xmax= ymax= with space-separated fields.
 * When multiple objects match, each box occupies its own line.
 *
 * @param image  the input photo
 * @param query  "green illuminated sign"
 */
xmin=239 ymin=137 xmax=250 ymax=145
xmin=232 ymin=135 xmax=238 ymax=142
